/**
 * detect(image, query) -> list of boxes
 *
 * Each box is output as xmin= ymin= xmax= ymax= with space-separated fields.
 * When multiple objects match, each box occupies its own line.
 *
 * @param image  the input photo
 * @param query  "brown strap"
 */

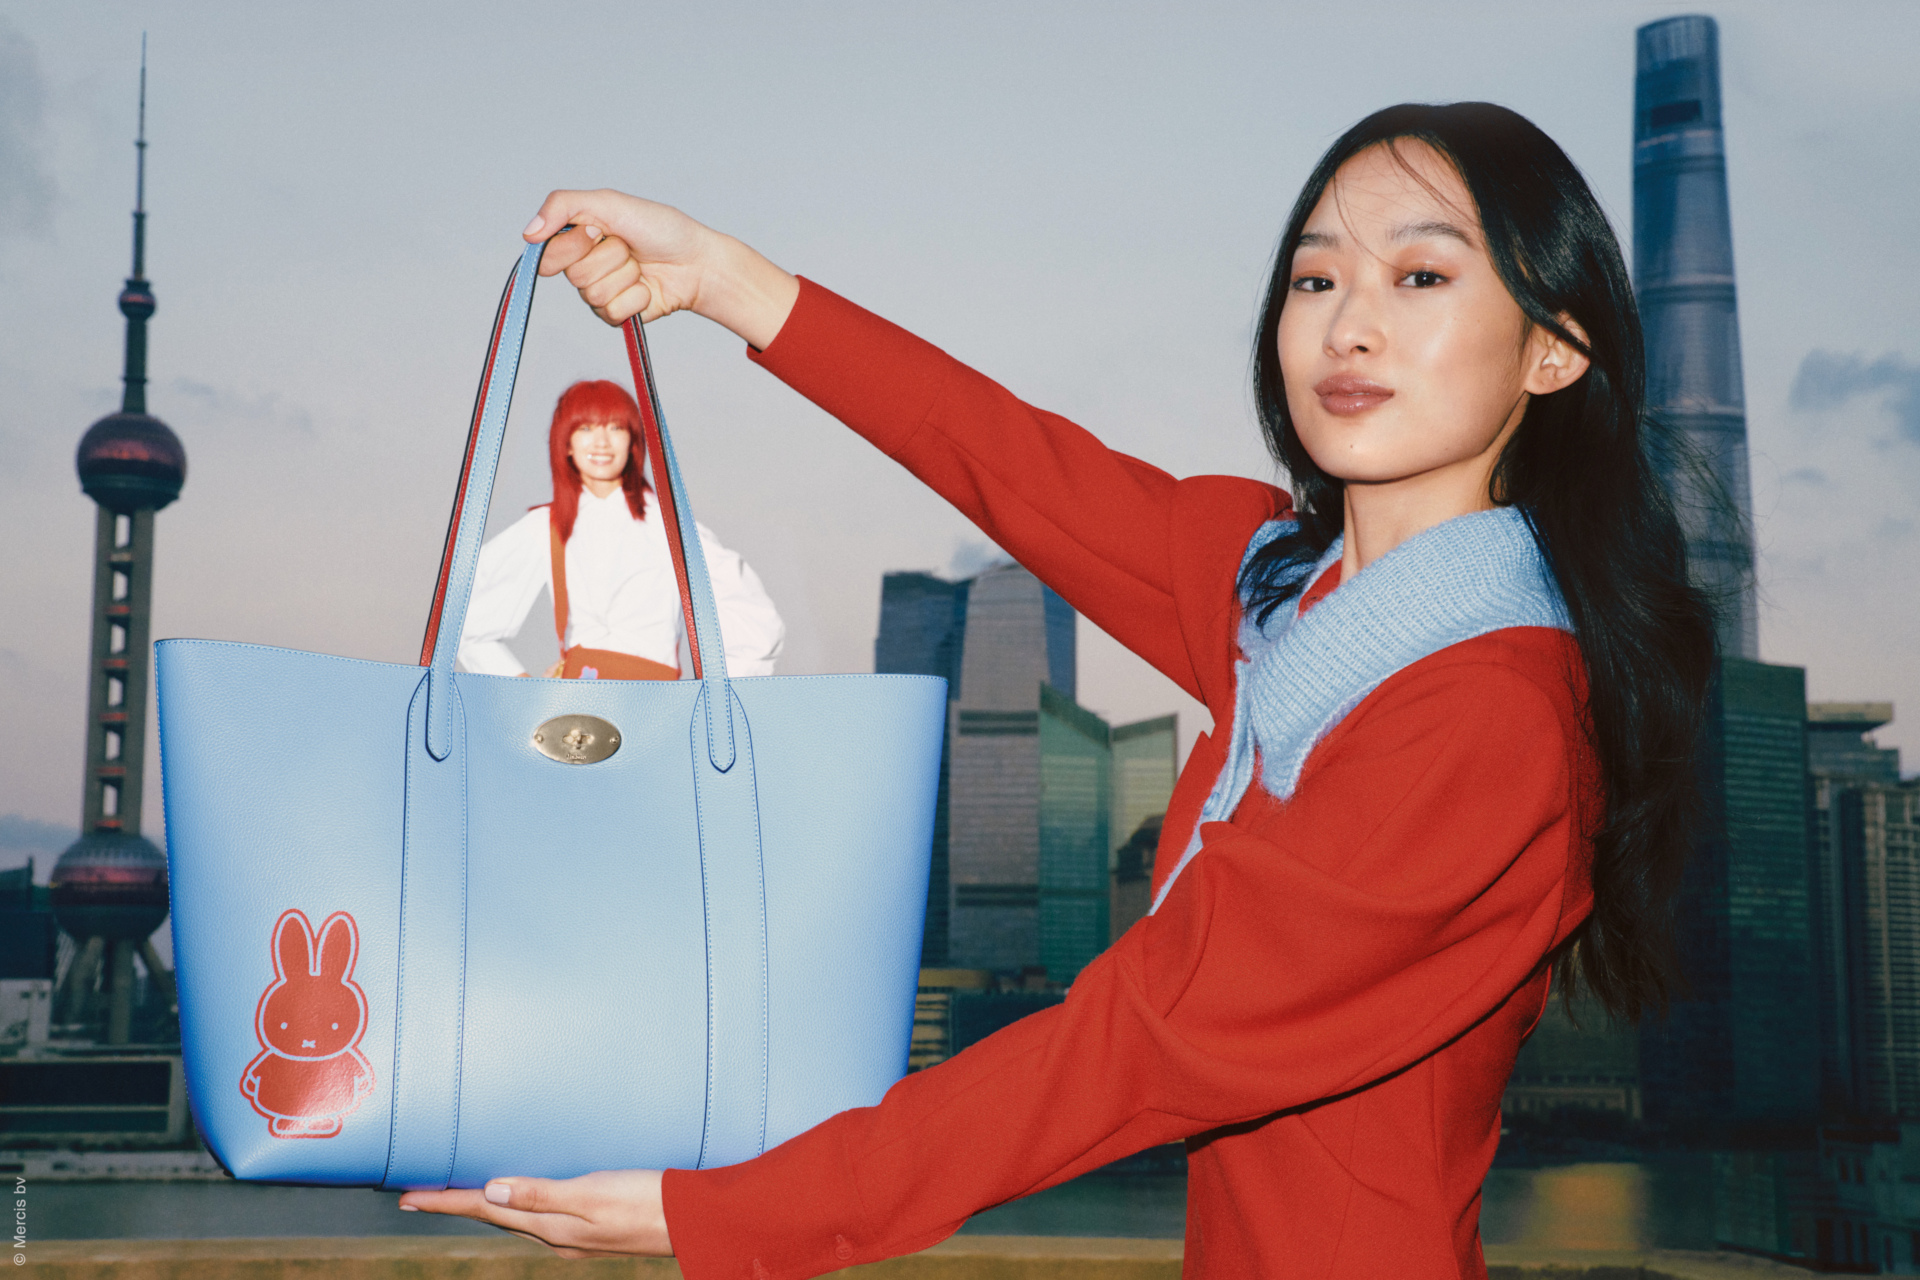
xmin=549 ymin=513 xmax=571 ymax=654
xmin=548 ymin=518 xmax=679 ymax=681
xmin=562 ymin=647 xmax=678 ymax=682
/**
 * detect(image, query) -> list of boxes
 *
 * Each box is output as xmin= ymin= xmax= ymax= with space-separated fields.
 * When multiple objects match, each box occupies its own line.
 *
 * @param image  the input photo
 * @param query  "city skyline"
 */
xmin=876 ymin=562 xmax=1175 ymax=983
xmin=2 ymin=2 xmax=1917 ymax=849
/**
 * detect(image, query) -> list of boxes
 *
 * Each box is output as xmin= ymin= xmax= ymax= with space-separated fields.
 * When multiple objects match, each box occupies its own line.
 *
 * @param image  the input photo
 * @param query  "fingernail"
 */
xmin=523 ymin=216 xmax=544 ymax=238
xmin=399 ymin=1204 xmax=419 ymax=1212
xmin=485 ymin=1181 xmax=512 ymax=1205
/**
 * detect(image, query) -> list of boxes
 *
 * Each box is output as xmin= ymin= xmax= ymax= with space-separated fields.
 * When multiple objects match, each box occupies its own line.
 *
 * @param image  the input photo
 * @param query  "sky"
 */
xmin=2 ymin=0 xmax=1917 ymax=861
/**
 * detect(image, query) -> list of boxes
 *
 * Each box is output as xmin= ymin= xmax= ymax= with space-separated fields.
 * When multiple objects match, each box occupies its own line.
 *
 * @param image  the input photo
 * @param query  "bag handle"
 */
xmin=549 ymin=517 xmax=571 ymax=655
xmin=414 ymin=238 xmax=739 ymax=769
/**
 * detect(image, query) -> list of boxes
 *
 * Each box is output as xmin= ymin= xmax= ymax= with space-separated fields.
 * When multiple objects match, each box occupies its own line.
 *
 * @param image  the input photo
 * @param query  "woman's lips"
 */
xmin=1313 ymin=375 xmax=1394 ymax=416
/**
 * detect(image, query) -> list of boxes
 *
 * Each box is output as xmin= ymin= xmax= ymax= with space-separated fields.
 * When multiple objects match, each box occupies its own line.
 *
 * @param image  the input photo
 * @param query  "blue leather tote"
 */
xmin=155 ymin=240 xmax=945 ymax=1189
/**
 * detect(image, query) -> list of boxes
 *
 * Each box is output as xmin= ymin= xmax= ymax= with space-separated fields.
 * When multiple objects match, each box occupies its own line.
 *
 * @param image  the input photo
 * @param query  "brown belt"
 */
xmin=549 ymin=516 xmax=679 ymax=681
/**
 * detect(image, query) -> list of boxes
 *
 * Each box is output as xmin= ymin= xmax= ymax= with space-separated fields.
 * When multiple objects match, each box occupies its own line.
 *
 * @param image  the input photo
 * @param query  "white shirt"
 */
xmin=456 ymin=487 xmax=785 ymax=678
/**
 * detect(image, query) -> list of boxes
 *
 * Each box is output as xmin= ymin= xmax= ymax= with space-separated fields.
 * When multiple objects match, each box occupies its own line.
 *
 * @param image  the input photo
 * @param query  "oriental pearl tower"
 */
xmin=51 ymin=47 xmax=185 ymax=1046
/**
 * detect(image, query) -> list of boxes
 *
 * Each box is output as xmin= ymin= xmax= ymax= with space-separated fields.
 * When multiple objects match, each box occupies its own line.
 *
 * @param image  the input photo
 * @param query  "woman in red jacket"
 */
xmin=405 ymin=103 xmax=1717 ymax=1278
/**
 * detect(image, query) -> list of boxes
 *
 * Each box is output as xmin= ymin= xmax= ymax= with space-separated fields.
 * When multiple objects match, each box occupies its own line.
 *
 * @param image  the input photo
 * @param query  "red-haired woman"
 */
xmin=457 ymin=378 xmax=785 ymax=680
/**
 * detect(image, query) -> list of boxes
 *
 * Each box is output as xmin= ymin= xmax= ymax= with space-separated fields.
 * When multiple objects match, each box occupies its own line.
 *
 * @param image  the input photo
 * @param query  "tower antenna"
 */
xmin=117 ymin=36 xmax=157 ymax=416
xmin=132 ymin=32 xmax=148 ymax=281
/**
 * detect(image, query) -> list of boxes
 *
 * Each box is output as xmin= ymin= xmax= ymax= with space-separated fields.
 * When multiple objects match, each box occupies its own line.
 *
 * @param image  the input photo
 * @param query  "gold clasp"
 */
xmin=532 ymin=715 xmax=622 ymax=765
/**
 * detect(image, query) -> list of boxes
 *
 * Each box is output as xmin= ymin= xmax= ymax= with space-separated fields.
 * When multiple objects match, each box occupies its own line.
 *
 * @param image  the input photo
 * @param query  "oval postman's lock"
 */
xmin=532 ymin=714 xmax=622 ymax=765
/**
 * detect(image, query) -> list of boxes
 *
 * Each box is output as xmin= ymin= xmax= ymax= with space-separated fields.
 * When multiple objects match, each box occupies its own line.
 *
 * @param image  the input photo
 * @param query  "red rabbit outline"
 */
xmin=240 ymin=909 xmax=376 ymax=1139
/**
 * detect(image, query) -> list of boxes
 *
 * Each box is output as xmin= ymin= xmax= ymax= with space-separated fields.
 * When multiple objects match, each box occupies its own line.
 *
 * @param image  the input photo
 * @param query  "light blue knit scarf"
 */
xmin=1149 ymin=506 xmax=1571 ymax=913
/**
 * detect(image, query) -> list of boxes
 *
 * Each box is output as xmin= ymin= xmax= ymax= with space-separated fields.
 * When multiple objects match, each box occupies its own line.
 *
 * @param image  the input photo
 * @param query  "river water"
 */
xmin=27 ymin=1159 xmax=1713 ymax=1248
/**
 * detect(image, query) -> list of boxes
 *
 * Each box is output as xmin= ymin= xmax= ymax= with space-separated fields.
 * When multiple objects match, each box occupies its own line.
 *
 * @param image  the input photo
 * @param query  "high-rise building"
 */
xmin=876 ymin=562 xmax=1132 ymax=980
xmin=1634 ymin=14 xmax=1758 ymax=658
xmin=1633 ymin=17 xmax=1818 ymax=1139
xmin=1805 ymin=705 xmax=1919 ymax=1119
xmin=947 ymin=564 xmax=1079 ymax=973
xmin=1833 ymin=780 xmax=1920 ymax=1119
xmin=1808 ymin=704 xmax=1899 ymax=1115
xmin=1112 ymin=717 xmax=1176 ymax=866
xmin=1110 ymin=815 xmax=1160 ymax=946
xmin=51 ymin=52 xmax=184 ymax=1047
xmin=1809 ymin=705 xmax=1903 ymax=786
xmin=1642 ymin=659 xmax=1819 ymax=1135
xmin=1109 ymin=716 xmax=1176 ymax=942
xmin=874 ymin=572 xmax=970 ymax=966
xmin=1039 ymin=685 xmax=1111 ymax=984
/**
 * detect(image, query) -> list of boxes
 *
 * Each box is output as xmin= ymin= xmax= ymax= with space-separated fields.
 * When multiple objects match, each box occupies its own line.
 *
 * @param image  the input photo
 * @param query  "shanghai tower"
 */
xmin=1636 ymin=16 xmax=1818 ymax=1141
xmin=1634 ymin=15 xmax=1758 ymax=657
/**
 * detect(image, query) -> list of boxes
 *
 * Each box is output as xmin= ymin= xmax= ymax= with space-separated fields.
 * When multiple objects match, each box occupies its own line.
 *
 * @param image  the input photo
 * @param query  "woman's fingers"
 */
xmin=532 ymin=223 xmax=599 ymax=277
xmin=398 ymin=1184 xmax=594 ymax=1251
xmin=593 ymin=280 xmax=656 ymax=326
xmin=569 ymin=239 xmax=643 ymax=306
xmin=546 ymin=232 xmax=658 ymax=326
xmin=397 ymin=1170 xmax=671 ymax=1257
xmin=524 ymin=189 xmax=652 ymax=248
xmin=525 ymin=190 xmax=702 ymax=271
xmin=487 ymin=1176 xmax=574 ymax=1214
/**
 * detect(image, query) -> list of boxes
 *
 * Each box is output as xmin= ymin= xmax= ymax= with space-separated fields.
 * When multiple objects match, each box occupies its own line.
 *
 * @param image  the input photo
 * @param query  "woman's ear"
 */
xmin=1525 ymin=315 xmax=1592 ymax=396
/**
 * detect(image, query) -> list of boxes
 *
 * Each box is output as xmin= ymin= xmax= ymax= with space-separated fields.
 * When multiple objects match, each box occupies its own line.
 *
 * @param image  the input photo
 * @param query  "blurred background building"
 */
xmin=878 ymin=562 xmax=1179 ymax=1071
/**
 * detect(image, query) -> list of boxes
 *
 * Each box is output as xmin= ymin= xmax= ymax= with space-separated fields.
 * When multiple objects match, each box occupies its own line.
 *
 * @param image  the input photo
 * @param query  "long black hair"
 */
xmin=1242 ymin=102 xmax=1718 ymax=1023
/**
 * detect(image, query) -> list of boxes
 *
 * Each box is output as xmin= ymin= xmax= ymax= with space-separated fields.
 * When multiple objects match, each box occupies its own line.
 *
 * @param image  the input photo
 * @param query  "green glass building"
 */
xmin=1642 ymin=659 xmax=1819 ymax=1135
xmin=1039 ymin=684 xmax=1112 ymax=985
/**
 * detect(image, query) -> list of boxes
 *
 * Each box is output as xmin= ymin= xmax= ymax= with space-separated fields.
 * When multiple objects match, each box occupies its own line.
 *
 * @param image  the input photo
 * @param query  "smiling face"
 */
xmin=1277 ymin=141 xmax=1585 ymax=553
xmin=569 ymin=420 xmax=632 ymax=493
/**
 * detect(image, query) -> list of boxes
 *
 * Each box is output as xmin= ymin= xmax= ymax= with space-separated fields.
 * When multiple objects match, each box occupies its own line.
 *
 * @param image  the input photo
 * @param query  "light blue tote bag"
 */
xmin=155 ymin=240 xmax=945 ymax=1189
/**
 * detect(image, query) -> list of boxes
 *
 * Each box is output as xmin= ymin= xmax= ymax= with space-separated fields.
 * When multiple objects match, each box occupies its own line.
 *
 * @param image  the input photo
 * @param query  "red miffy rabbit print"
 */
xmin=241 ymin=909 xmax=375 ymax=1139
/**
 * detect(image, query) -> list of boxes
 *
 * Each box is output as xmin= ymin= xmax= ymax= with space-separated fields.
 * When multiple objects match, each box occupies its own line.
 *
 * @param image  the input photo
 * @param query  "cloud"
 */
xmin=1790 ymin=350 xmax=1920 ymax=444
xmin=948 ymin=538 xmax=1013 ymax=580
xmin=0 ymin=16 xmax=54 ymax=237
xmin=168 ymin=378 xmax=318 ymax=436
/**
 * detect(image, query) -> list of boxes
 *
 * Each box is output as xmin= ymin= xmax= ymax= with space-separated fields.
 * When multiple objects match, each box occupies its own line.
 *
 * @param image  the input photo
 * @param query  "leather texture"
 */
xmin=155 ymin=240 xmax=943 ymax=1189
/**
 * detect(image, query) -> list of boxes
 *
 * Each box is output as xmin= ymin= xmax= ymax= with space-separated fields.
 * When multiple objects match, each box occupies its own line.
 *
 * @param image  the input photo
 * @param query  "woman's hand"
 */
xmin=524 ymin=190 xmax=800 ymax=350
xmin=398 ymin=1170 xmax=672 ymax=1259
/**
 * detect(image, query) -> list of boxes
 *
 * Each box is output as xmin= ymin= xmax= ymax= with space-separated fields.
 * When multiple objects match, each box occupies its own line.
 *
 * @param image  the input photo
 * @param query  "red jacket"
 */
xmin=664 ymin=280 xmax=1599 ymax=1279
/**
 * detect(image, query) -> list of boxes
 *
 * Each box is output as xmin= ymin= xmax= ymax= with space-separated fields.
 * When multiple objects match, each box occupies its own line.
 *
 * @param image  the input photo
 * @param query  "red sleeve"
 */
xmin=747 ymin=278 xmax=1290 ymax=703
xmin=663 ymin=655 xmax=1589 ymax=1280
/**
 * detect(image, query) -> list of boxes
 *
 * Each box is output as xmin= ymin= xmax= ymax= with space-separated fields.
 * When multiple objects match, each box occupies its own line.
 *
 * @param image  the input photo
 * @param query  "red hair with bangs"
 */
xmin=547 ymin=379 xmax=649 ymax=541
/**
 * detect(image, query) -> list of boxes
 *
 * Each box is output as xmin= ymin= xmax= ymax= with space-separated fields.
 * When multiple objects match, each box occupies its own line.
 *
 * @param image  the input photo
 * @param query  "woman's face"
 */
xmin=569 ymin=420 xmax=631 ymax=485
xmin=1277 ymin=141 xmax=1577 ymax=499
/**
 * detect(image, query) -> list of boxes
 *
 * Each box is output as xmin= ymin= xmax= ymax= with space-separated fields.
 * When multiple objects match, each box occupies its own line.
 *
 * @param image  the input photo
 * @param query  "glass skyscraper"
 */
xmin=1038 ymin=684 xmax=1112 ymax=984
xmin=1632 ymin=16 xmax=1820 ymax=1140
xmin=876 ymin=564 xmax=1172 ymax=983
xmin=1642 ymin=659 xmax=1819 ymax=1134
xmin=1633 ymin=14 xmax=1758 ymax=658
xmin=1806 ymin=706 xmax=1920 ymax=1119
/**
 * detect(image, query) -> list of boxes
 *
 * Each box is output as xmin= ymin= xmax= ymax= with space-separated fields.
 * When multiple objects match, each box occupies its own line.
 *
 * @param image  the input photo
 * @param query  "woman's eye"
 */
xmin=1290 ymin=275 xmax=1333 ymax=293
xmin=1403 ymin=270 xmax=1447 ymax=288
